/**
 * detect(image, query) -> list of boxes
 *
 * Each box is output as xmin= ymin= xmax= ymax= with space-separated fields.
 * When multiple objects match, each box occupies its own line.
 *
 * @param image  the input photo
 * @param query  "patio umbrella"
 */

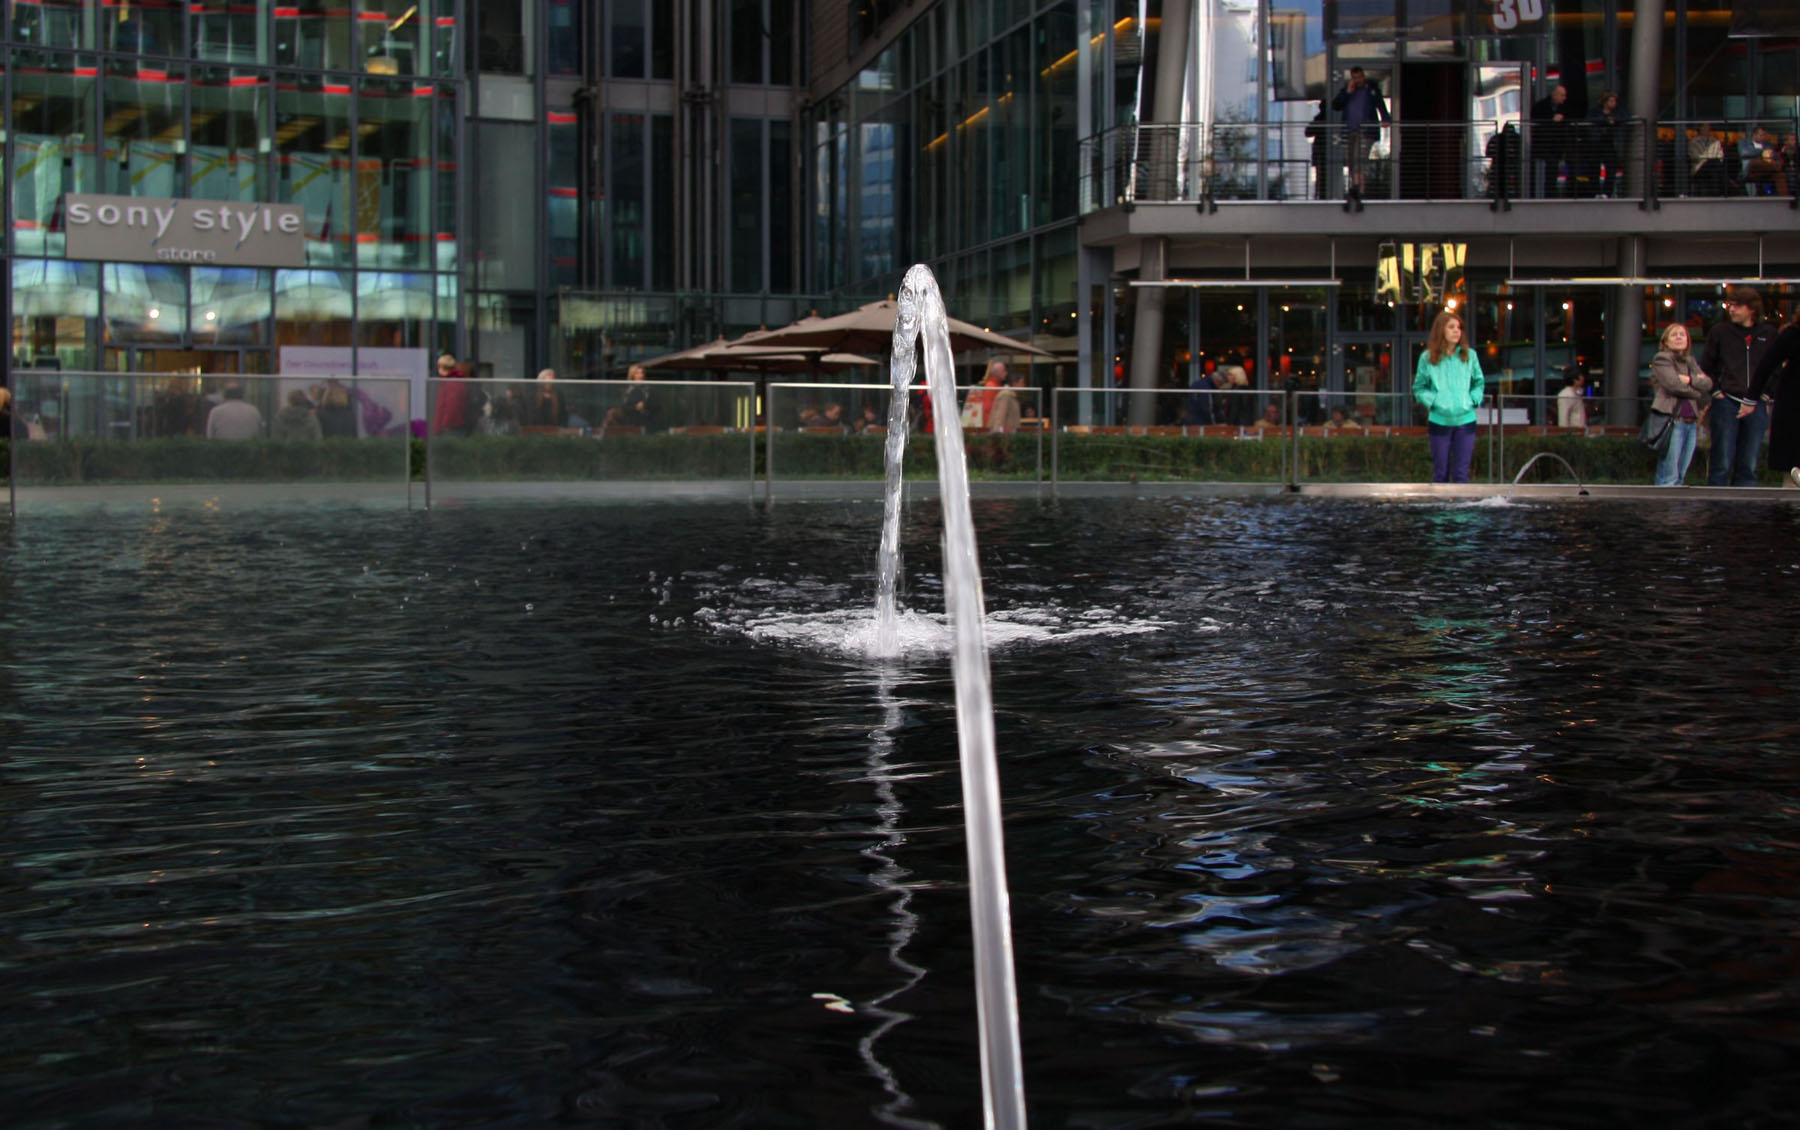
xmin=638 ymin=338 xmax=879 ymax=374
xmin=732 ymin=297 xmax=1055 ymax=358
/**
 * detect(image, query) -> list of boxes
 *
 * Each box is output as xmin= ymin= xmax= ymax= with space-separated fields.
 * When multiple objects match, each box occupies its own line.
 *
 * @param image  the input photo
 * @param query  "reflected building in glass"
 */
xmin=807 ymin=0 xmax=1800 ymax=427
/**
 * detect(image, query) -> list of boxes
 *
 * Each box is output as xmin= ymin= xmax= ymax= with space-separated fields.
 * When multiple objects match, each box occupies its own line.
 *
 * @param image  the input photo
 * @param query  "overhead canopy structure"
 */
xmin=734 ymin=297 xmax=1055 ymax=358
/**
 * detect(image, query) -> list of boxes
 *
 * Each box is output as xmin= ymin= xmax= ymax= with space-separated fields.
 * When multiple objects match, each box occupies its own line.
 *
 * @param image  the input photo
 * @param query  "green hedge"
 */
xmin=428 ymin=433 xmax=756 ymax=480
xmin=8 ymin=436 xmax=409 ymax=485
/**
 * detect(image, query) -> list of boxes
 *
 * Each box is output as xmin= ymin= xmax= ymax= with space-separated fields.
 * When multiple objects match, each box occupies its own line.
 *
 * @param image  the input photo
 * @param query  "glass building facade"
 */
xmin=806 ymin=0 xmax=1800 ymax=425
xmin=3 ymin=1 xmax=812 ymax=386
xmin=7 ymin=1 xmax=463 ymax=378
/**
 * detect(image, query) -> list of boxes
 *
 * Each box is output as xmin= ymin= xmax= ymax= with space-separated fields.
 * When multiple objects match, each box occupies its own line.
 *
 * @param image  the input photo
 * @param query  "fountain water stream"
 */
xmin=874 ymin=264 xmax=1027 ymax=1129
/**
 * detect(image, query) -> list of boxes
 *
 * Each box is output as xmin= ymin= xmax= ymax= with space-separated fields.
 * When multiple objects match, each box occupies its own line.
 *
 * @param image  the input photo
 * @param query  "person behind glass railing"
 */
xmin=1556 ymin=366 xmax=1589 ymax=429
xmin=314 ymin=381 xmax=358 ymax=438
xmin=0 ymin=384 xmax=11 ymax=440
xmin=527 ymin=368 xmax=566 ymax=428
xmin=272 ymin=388 xmax=322 ymax=441
xmin=1412 ymin=310 xmax=1484 ymax=484
xmin=1649 ymin=323 xmax=1714 ymax=487
xmin=1746 ymin=305 xmax=1800 ymax=489
xmin=205 ymin=382 xmax=264 ymax=440
xmin=431 ymin=353 xmax=472 ymax=437
xmin=619 ymin=363 xmax=655 ymax=431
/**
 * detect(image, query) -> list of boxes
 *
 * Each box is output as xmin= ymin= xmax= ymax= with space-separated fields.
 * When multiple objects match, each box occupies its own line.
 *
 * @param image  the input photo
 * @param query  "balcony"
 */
xmin=1078 ymin=118 xmax=1799 ymax=243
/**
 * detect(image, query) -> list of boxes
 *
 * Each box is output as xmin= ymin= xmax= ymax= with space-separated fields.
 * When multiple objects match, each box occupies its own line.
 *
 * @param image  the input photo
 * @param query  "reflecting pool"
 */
xmin=2 ymin=497 xmax=1798 ymax=1127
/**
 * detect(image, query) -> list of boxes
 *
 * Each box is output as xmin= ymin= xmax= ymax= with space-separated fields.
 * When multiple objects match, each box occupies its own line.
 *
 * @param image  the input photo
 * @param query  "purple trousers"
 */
xmin=1428 ymin=422 xmax=1477 ymax=483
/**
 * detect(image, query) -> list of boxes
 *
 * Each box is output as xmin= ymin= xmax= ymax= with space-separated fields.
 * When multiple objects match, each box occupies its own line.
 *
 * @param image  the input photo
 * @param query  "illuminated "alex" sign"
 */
xmin=62 ymin=194 xmax=308 ymax=268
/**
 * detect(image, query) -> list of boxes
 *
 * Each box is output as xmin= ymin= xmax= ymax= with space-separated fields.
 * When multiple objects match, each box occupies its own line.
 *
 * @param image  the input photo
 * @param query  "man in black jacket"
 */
xmin=1700 ymin=285 xmax=1778 ymax=486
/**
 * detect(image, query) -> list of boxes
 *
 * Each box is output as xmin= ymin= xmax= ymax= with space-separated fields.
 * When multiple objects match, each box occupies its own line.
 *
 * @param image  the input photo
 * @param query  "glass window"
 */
xmin=478 ymin=0 xmax=529 ymax=74
xmin=651 ymin=115 xmax=674 ymax=290
xmin=191 ymin=0 xmax=266 ymax=66
xmin=12 ymin=56 xmax=98 ymax=257
xmin=731 ymin=0 xmax=764 ymax=84
xmin=275 ymin=268 xmax=353 ymax=346
xmin=609 ymin=114 xmax=646 ymax=287
xmin=275 ymin=3 xmax=356 ymax=72
xmin=651 ymin=4 xmax=673 ymax=79
xmin=189 ymin=70 xmax=268 ymax=203
xmin=991 ymin=26 xmax=1030 ymax=239
xmin=106 ymin=3 xmax=178 ymax=55
xmin=435 ymin=83 xmax=458 ymax=272
xmin=770 ymin=0 xmax=794 ymax=84
xmin=548 ymin=113 xmax=580 ymax=287
xmin=11 ymin=0 xmax=92 ymax=50
xmin=103 ymin=263 xmax=186 ymax=345
xmin=12 ymin=260 xmax=101 ymax=372
xmin=472 ymin=120 xmax=538 ymax=289
xmin=275 ymin=78 xmax=355 ymax=266
xmin=357 ymin=271 xmax=435 ymax=347
xmin=357 ymin=76 xmax=433 ymax=269
xmin=1037 ymin=3 xmax=1078 ymax=227
xmin=547 ymin=0 xmax=581 ymax=76
xmin=100 ymin=66 xmax=187 ymax=199
xmin=731 ymin=118 xmax=764 ymax=292
xmin=611 ymin=0 xmax=646 ymax=78
xmin=192 ymin=267 xmax=272 ymax=345
xmin=360 ymin=0 xmax=426 ymax=76
xmin=769 ymin=119 xmax=793 ymax=292
xmin=856 ymin=113 xmax=896 ymax=282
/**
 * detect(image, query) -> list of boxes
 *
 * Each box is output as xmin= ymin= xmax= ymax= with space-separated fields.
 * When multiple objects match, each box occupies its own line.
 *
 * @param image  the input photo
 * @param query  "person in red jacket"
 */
xmin=431 ymin=353 xmax=471 ymax=436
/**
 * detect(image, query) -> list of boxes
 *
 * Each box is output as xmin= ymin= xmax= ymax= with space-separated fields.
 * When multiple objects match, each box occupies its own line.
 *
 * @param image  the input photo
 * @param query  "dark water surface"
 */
xmin=2 ymin=496 xmax=1799 ymax=1129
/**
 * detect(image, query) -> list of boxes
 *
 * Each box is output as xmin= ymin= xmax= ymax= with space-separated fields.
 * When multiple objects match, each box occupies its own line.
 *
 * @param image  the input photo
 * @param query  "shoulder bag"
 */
xmin=1638 ymin=407 xmax=1675 ymax=455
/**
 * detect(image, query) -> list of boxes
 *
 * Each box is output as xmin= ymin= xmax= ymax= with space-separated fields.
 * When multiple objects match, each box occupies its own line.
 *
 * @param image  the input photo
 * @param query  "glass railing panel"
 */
xmin=1052 ymin=387 xmax=1292 ymax=483
xmin=8 ymin=371 xmax=411 ymax=508
xmin=763 ymin=382 xmax=1047 ymax=486
xmin=424 ymin=379 xmax=756 ymax=489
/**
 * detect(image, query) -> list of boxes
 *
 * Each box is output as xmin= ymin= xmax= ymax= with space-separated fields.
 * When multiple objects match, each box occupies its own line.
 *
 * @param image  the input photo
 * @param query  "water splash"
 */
xmin=883 ymin=264 xmax=1027 ymax=1129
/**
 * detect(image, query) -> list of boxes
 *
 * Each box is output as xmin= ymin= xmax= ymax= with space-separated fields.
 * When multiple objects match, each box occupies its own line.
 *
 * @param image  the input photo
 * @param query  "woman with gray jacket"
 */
xmin=1650 ymin=322 xmax=1714 ymax=486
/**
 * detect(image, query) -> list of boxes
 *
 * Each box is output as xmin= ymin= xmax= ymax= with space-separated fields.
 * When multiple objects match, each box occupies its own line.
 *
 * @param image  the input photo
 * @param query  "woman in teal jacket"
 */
xmin=1413 ymin=310 xmax=1485 ymax=482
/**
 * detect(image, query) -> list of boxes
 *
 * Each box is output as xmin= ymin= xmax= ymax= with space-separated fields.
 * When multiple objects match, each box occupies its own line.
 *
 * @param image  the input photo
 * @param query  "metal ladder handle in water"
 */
xmin=1511 ymin=451 xmax=1590 ymax=495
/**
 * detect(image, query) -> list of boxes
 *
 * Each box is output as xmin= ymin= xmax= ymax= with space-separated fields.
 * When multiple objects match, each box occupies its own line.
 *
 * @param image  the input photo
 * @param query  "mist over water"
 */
xmin=3 ymin=497 xmax=1799 ymax=1128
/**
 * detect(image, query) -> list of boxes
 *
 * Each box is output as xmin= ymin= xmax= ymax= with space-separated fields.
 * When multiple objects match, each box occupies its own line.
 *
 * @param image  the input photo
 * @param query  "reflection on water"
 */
xmin=2 ymin=497 xmax=1799 ymax=1127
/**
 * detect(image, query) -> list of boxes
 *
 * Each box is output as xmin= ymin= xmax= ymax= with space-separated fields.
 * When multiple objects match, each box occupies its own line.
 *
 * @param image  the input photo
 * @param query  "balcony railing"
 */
xmin=1080 ymin=117 xmax=1798 ymax=210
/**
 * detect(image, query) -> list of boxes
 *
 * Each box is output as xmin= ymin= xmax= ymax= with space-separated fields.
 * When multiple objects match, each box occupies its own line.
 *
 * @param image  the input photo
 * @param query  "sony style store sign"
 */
xmin=62 ymin=193 xmax=307 ymax=268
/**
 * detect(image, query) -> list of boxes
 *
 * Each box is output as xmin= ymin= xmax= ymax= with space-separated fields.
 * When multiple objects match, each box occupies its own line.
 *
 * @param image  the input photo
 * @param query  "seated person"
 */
xmin=1252 ymin=401 xmax=1284 ymax=429
xmin=1688 ymin=123 xmax=1729 ymax=196
xmin=1324 ymin=406 xmax=1363 ymax=431
xmin=1740 ymin=126 xmax=1789 ymax=196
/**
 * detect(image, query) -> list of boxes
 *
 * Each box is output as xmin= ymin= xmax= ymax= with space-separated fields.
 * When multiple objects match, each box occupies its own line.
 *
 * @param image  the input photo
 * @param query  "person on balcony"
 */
xmin=1587 ymin=91 xmax=1624 ymax=197
xmin=1530 ymin=84 xmax=1573 ymax=197
xmin=1687 ymin=123 xmax=1729 ymax=197
xmin=1739 ymin=126 xmax=1789 ymax=196
xmin=1304 ymin=101 xmax=1335 ymax=200
xmin=1331 ymin=68 xmax=1388 ymax=204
